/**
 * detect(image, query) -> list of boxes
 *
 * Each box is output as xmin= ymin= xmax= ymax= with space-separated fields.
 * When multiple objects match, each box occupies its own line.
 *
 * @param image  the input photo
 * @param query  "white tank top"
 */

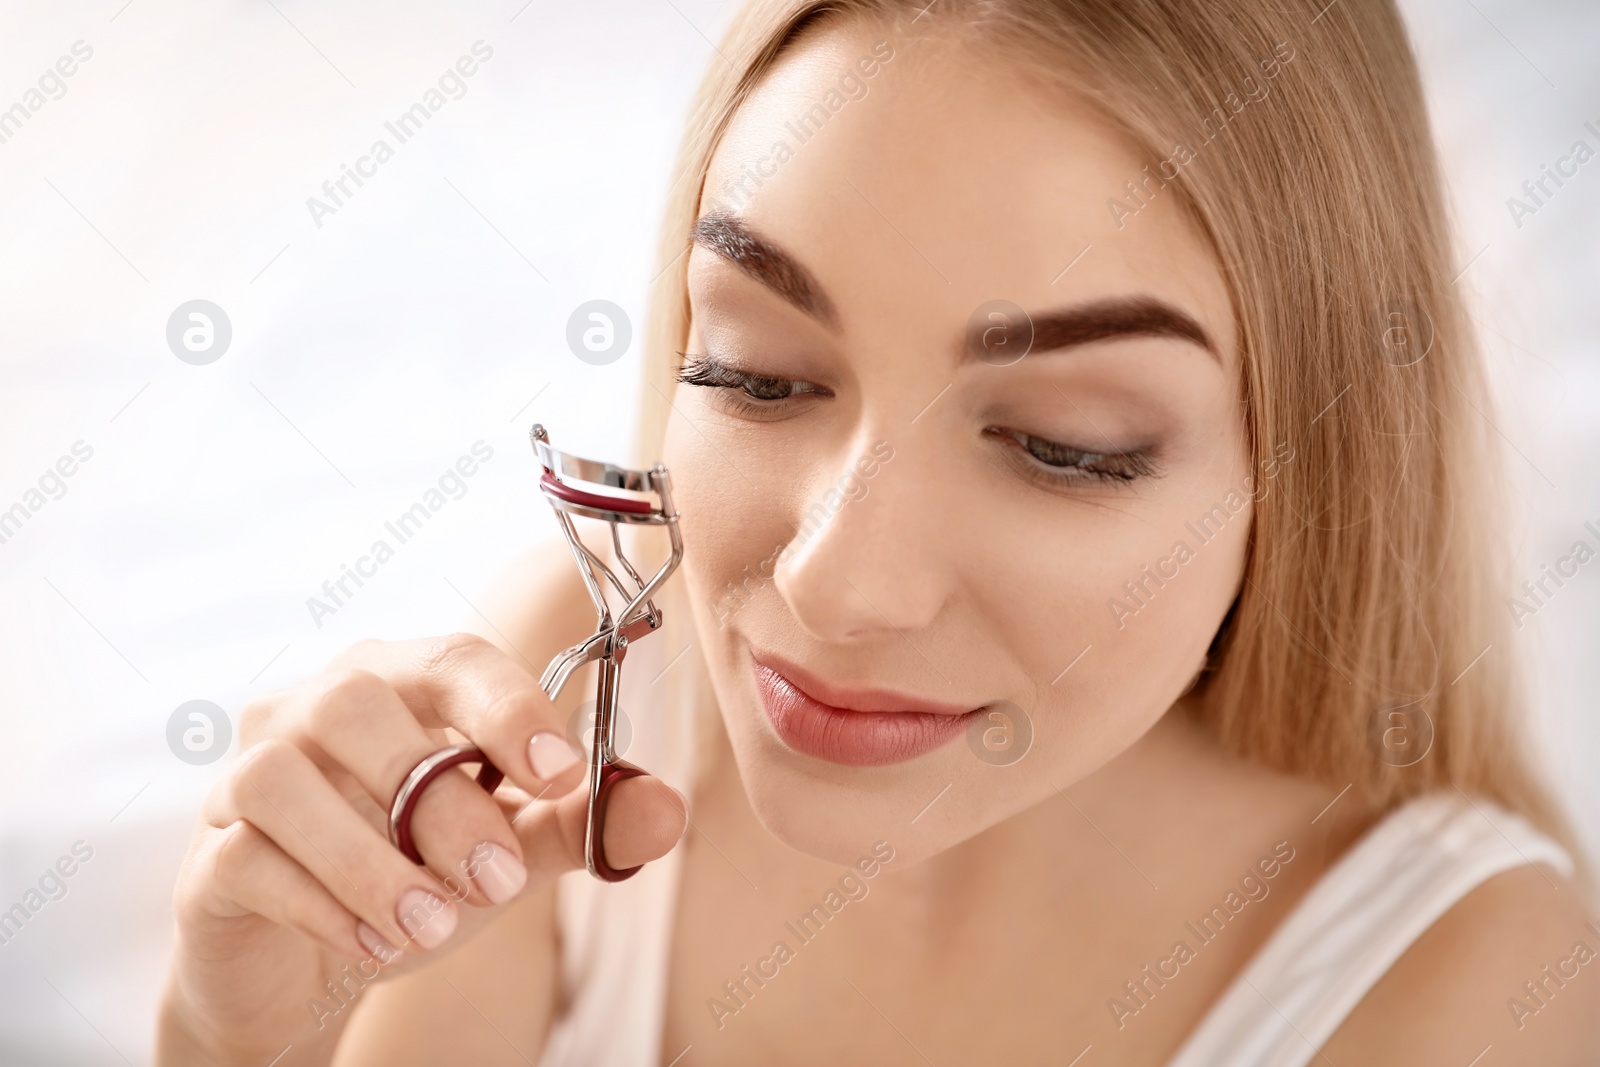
xmin=535 ymin=639 xmax=1575 ymax=1066
xmin=1164 ymin=791 xmax=1572 ymax=1065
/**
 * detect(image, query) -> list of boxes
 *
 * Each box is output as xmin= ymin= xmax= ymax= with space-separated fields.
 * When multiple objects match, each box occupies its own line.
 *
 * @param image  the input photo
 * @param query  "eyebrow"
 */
xmin=969 ymin=297 xmax=1218 ymax=363
xmin=691 ymin=211 xmax=841 ymax=331
xmin=689 ymin=212 xmax=1217 ymax=360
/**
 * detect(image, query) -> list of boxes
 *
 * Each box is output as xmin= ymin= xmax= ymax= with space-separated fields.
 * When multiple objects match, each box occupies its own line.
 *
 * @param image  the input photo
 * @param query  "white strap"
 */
xmin=1166 ymin=793 xmax=1573 ymax=1067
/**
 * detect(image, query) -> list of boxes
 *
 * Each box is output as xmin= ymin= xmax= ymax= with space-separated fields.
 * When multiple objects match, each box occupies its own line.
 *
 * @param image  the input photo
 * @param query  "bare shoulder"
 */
xmin=1324 ymin=862 xmax=1600 ymax=1066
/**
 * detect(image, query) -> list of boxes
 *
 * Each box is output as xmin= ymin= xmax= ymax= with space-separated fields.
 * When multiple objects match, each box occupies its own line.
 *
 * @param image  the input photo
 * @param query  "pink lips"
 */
xmin=751 ymin=653 xmax=980 ymax=766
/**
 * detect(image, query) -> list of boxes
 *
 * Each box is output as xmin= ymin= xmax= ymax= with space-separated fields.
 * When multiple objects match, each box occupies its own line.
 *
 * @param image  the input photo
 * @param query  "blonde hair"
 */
xmin=632 ymin=0 xmax=1581 ymax=866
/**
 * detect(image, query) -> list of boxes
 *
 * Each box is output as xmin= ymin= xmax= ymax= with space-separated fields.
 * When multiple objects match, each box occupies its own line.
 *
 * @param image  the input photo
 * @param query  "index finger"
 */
xmin=329 ymin=633 xmax=582 ymax=796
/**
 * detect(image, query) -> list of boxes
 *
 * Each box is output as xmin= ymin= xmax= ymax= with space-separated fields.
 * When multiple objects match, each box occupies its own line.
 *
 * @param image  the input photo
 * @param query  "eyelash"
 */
xmin=675 ymin=353 xmax=831 ymax=417
xmin=675 ymin=352 xmax=1157 ymax=487
xmin=984 ymin=428 xmax=1159 ymax=487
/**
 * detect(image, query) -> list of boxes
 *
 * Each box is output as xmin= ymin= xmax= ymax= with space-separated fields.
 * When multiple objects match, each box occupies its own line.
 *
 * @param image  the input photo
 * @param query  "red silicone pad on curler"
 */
xmin=540 ymin=470 xmax=654 ymax=515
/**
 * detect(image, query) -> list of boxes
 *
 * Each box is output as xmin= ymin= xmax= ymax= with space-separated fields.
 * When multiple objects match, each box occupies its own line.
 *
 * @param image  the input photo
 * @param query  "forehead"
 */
xmin=697 ymin=20 xmax=1236 ymax=362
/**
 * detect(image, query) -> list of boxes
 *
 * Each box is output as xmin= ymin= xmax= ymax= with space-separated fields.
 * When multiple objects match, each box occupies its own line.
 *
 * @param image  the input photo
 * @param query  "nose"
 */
xmin=773 ymin=437 xmax=954 ymax=644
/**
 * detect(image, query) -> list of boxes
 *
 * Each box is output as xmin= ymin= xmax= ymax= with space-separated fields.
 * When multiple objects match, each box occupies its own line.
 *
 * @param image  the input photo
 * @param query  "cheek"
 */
xmin=662 ymin=405 xmax=794 ymax=605
xmin=1036 ymin=423 xmax=1253 ymax=743
xmin=975 ymin=489 xmax=1250 ymax=765
xmin=1092 ymin=519 xmax=1245 ymax=701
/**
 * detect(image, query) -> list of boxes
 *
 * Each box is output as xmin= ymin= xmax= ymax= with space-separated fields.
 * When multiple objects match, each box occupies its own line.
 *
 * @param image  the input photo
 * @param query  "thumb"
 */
xmin=508 ymin=772 xmax=688 ymax=882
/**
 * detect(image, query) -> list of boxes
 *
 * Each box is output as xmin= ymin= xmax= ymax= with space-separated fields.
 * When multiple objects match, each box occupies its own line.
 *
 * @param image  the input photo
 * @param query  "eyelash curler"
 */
xmin=388 ymin=423 xmax=683 ymax=883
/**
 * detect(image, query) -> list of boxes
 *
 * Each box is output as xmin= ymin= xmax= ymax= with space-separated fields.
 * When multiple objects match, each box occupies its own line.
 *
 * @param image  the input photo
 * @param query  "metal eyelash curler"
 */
xmin=387 ymin=423 xmax=683 ymax=883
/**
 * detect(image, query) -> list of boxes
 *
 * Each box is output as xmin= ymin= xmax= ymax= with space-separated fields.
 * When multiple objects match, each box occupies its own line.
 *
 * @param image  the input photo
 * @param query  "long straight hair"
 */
xmin=631 ymin=0 xmax=1582 ymax=866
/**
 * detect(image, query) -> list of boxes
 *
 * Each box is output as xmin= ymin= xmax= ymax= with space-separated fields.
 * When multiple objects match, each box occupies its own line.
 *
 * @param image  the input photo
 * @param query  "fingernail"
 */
xmin=395 ymin=888 xmax=456 ymax=949
xmin=356 ymin=921 xmax=401 ymax=964
xmin=528 ymin=731 xmax=580 ymax=780
xmin=471 ymin=841 xmax=527 ymax=905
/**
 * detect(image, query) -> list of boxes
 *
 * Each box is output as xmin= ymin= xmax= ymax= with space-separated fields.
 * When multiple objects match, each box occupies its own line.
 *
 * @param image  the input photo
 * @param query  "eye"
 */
xmin=987 ymin=427 xmax=1158 ymax=487
xmin=675 ymin=353 xmax=831 ymax=414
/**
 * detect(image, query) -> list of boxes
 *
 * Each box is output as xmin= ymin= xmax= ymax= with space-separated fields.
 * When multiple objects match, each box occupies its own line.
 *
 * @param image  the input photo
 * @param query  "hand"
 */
xmin=156 ymin=633 xmax=688 ymax=1066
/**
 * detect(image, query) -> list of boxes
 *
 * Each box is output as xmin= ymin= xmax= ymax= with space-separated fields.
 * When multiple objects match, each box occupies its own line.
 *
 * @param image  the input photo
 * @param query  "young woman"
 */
xmin=156 ymin=1 xmax=1600 ymax=1064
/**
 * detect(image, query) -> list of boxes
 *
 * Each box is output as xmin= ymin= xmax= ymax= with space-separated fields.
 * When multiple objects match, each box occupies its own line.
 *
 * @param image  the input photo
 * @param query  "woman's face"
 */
xmin=663 ymin=22 xmax=1253 ymax=865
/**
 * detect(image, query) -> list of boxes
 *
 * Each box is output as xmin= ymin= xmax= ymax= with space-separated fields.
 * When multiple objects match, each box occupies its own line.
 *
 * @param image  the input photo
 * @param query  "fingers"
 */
xmin=189 ymin=820 xmax=402 ymax=966
xmin=284 ymin=668 xmax=533 ymax=905
xmin=206 ymin=739 xmax=463 ymax=953
xmin=330 ymin=633 xmax=584 ymax=797
xmin=231 ymin=631 xmax=676 ymax=935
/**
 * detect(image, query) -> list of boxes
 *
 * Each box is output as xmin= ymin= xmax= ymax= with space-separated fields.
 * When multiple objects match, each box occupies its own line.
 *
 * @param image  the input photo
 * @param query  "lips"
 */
xmin=751 ymin=652 xmax=981 ymax=766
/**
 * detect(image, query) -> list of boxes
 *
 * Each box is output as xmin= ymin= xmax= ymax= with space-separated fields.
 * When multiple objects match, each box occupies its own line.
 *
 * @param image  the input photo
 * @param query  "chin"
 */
xmin=733 ymin=741 xmax=991 ymax=866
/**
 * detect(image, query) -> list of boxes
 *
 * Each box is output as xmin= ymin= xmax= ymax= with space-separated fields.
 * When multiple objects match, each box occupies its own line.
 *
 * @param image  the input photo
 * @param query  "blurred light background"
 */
xmin=0 ymin=0 xmax=1594 ymax=1062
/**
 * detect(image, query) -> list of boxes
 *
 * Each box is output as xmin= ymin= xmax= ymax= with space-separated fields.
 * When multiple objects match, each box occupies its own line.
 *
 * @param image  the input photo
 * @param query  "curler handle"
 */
xmin=390 ymin=745 xmax=649 ymax=882
xmin=389 ymin=745 xmax=504 ymax=866
xmin=587 ymin=758 xmax=648 ymax=882
xmin=423 ymin=648 xmax=650 ymax=883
